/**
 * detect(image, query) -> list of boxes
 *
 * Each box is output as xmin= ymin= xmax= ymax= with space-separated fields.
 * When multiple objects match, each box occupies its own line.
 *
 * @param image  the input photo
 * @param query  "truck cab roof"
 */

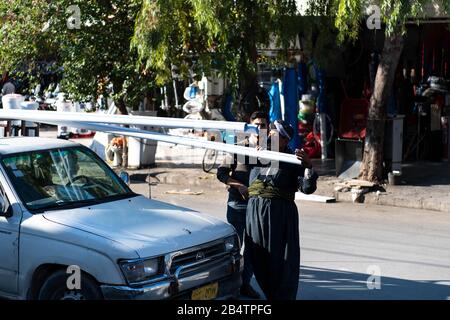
xmin=0 ymin=137 xmax=79 ymax=155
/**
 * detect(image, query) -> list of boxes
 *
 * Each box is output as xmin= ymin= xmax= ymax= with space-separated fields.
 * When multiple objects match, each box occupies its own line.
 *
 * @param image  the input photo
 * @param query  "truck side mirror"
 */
xmin=0 ymin=195 xmax=12 ymax=218
xmin=119 ymin=171 xmax=130 ymax=186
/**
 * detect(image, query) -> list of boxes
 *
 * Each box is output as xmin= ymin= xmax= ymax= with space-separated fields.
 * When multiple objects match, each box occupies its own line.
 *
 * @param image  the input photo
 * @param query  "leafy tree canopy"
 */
xmin=0 ymin=0 xmax=150 ymax=112
xmin=132 ymin=0 xmax=299 ymax=88
xmin=330 ymin=0 xmax=449 ymax=42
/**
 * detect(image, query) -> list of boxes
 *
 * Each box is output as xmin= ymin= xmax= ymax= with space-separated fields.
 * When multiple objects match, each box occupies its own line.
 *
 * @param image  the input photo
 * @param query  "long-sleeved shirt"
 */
xmin=216 ymin=153 xmax=252 ymax=203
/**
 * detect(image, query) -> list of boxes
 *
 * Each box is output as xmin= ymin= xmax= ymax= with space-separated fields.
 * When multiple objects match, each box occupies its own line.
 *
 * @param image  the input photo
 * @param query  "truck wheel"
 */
xmin=38 ymin=270 xmax=103 ymax=300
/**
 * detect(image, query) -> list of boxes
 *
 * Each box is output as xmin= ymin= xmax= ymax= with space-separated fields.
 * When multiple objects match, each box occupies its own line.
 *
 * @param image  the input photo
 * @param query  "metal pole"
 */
xmin=319 ymin=113 xmax=328 ymax=160
xmin=20 ymin=118 xmax=304 ymax=166
xmin=0 ymin=110 xmax=259 ymax=134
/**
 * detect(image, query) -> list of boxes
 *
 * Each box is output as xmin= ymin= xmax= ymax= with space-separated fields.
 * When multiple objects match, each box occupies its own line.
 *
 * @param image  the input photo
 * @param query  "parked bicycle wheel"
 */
xmin=202 ymin=148 xmax=218 ymax=173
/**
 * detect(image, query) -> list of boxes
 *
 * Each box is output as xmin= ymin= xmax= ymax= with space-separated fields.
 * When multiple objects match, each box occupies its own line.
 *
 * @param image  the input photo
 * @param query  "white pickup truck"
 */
xmin=0 ymin=137 xmax=242 ymax=300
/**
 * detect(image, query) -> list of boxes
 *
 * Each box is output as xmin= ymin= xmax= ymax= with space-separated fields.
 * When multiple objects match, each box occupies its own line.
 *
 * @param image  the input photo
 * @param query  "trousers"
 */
xmin=227 ymin=201 xmax=254 ymax=286
xmin=245 ymin=197 xmax=300 ymax=300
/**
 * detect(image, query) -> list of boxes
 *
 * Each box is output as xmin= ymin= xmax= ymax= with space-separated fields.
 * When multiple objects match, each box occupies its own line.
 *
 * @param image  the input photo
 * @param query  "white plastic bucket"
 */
xmin=2 ymin=94 xmax=25 ymax=126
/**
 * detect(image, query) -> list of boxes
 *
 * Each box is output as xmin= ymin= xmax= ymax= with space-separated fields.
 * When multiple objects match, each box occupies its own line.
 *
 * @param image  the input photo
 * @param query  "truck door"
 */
xmin=0 ymin=175 xmax=20 ymax=295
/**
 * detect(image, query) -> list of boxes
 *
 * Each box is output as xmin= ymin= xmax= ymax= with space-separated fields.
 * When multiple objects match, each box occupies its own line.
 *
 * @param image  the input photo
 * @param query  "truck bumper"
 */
xmin=101 ymin=254 xmax=243 ymax=300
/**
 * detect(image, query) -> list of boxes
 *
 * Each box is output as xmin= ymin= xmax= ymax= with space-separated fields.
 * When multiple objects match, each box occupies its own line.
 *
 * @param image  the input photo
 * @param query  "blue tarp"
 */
xmin=221 ymin=92 xmax=236 ymax=122
xmin=268 ymin=81 xmax=282 ymax=123
xmin=283 ymin=68 xmax=300 ymax=150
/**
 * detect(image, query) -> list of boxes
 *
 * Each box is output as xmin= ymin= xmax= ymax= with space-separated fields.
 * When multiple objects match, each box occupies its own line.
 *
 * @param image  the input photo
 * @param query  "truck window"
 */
xmin=1 ymin=147 xmax=133 ymax=212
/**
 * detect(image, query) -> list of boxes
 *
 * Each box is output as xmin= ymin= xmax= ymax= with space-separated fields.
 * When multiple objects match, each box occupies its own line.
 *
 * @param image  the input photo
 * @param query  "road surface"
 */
xmin=130 ymin=182 xmax=450 ymax=300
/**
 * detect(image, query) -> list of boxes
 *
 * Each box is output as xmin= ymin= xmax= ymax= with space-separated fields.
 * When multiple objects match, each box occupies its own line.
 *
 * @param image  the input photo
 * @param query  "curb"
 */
xmin=130 ymin=169 xmax=450 ymax=214
xmin=334 ymin=190 xmax=450 ymax=213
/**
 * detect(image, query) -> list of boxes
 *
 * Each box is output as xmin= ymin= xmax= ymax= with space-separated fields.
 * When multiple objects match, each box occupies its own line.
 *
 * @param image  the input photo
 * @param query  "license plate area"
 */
xmin=191 ymin=282 xmax=219 ymax=300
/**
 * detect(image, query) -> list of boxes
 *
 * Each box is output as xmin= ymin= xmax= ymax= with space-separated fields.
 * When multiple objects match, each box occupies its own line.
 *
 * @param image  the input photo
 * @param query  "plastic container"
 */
xmin=2 ymin=94 xmax=25 ymax=126
xmin=127 ymin=111 xmax=158 ymax=169
xmin=388 ymin=171 xmax=401 ymax=185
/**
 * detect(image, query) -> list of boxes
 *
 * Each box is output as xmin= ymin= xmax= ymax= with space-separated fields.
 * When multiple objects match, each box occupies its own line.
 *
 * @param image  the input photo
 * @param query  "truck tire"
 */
xmin=38 ymin=269 xmax=103 ymax=300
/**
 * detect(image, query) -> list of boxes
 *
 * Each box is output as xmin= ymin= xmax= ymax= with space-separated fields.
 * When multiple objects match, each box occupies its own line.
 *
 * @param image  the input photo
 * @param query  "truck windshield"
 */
xmin=1 ymin=147 xmax=134 ymax=212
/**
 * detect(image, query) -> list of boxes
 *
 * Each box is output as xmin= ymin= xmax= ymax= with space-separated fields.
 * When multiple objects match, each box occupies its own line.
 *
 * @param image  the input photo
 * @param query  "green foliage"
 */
xmin=0 ymin=0 xmax=152 ymax=110
xmin=333 ymin=0 xmax=449 ymax=43
xmin=0 ymin=0 xmax=55 ymax=84
xmin=132 ymin=0 xmax=299 ymax=87
xmin=334 ymin=0 xmax=363 ymax=43
xmin=3 ymin=0 xmax=446 ymax=113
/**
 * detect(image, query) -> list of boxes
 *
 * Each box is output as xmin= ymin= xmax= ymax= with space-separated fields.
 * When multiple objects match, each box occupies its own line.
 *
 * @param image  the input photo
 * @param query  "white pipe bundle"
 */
xmin=0 ymin=109 xmax=303 ymax=165
xmin=0 ymin=110 xmax=258 ymax=133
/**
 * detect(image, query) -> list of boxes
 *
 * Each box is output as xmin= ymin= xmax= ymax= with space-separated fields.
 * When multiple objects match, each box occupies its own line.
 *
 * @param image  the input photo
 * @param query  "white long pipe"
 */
xmin=0 ymin=110 xmax=258 ymax=133
xmin=5 ymin=116 xmax=302 ymax=165
xmin=58 ymin=121 xmax=302 ymax=165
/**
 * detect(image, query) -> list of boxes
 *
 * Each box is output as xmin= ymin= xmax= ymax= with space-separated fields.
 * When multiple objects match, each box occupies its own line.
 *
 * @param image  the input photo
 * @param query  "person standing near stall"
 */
xmin=1 ymin=72 xmax=15 ymax=95
xmin=216 ymin=111 xmax=268 ymax=299
xmin=246 ymin=119 xmax=318 ymax=300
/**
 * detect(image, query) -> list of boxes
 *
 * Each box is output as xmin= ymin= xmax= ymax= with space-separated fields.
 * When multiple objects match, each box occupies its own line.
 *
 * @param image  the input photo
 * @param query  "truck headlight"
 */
xmin=224 ymin=234 xmax=240 ymax=252
xmin=119 ymin=257 xmax=163 ymax=284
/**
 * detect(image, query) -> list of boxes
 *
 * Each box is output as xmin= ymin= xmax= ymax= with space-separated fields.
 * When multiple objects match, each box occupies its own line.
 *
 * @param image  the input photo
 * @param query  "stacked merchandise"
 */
xmin=298 ymin=94 xmax=321 ymax=158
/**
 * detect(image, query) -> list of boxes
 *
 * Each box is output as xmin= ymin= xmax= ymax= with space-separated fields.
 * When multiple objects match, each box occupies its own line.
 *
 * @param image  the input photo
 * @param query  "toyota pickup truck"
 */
xmin=0 ymin=137 xmax=242 ymax=300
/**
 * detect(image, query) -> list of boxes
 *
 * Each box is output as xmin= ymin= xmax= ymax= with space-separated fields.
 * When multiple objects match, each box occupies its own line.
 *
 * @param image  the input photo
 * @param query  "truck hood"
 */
xmin=43 ymin=195 xmax=234 ymax=258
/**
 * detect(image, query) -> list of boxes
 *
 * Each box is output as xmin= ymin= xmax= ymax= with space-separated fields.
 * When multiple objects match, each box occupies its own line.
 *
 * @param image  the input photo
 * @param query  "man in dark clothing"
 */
xmin=217 ymin=111 xmax=268 ymax=299
xmin=245 ymin=120 xmax=318 ymax=300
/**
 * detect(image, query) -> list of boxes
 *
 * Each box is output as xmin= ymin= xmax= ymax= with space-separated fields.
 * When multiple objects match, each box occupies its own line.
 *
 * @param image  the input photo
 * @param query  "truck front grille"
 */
xmin=170 ymin=242 xmax=226 ymax=274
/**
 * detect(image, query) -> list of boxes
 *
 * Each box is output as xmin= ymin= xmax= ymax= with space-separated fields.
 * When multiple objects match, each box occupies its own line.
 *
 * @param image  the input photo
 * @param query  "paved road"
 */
xmin=130 ymin=182 xmax=450 ymax=300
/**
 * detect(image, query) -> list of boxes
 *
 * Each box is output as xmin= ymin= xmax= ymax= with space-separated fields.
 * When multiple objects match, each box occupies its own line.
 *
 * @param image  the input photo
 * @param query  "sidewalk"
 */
xmin=129 ymin=144 xmax=450 ymax=213
xmin=310 ymin=160 xmax=450 ymax=213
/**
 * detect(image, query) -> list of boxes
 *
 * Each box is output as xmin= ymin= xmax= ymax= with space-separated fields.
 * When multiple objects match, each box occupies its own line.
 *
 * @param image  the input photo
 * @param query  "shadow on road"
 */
xmin=298 ymin=266 xmax=450 ymax=300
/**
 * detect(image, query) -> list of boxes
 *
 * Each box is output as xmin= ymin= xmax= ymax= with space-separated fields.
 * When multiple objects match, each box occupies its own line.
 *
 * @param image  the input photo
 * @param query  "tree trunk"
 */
xmin=359 ymin=33 xmax=404 ymax=183
xmin=115 ymin=96 xmax=128 ymax=115
xmin=237 ymin=37 xmax=258 ymax=122
xmin=235 ymin=1 xmax=259 ymax=122
xmin=238 ymin=72 xmax=258 ymax=121
xmin=144 ymin=91 xmax=154 ymax=111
